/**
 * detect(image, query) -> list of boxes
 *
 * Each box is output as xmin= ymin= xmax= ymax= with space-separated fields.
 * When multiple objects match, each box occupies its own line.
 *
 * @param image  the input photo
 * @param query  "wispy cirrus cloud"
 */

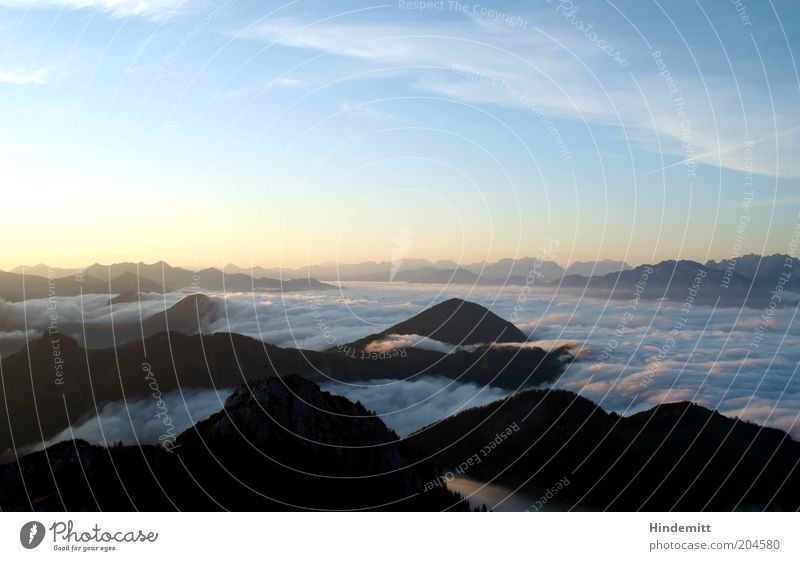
xmin=222 ymin=76 xmax=309 ymax=99
xmin=0 ymin=67 xmax=47 ymax=85
xmin=239 ymin=14 xmax=800 ymax=178
xmin=0 ymin=0 xmax=190 ymax=19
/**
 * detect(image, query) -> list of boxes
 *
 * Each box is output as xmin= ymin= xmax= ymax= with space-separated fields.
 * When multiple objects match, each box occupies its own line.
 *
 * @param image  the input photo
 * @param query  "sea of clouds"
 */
xmin=32 ymin=387 xmax=233 ymax=454
xmin=321 ymin=377 xmax=512 ymax=436
xmin=2 ymin=280 xmax=799 ymax=442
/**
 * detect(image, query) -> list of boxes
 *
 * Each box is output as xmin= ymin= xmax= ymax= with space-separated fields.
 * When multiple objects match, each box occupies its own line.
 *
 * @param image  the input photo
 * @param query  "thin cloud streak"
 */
xmin=0 ymin=68 xmax=47 ymax=85
xmin=0 ymin=0 xmax=190 ymax=19
xmin=241 ymin=15 xmax=799 ymax=177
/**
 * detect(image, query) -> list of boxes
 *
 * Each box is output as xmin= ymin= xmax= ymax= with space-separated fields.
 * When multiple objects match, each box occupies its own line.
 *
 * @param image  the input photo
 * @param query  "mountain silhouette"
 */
xmin=0 ymin=375 xmax=467 ymax=511
xmin=10 ymin=264 xmax=76 ymax=277
xmin=556 ymin=259 xmax=776 ymax=307
xmin=563 ymin=259 xmax=631 ymax=276
xmin=406 ymin=389 xmax=800 ymax=511
xmin=706 ymin=253 xmax=800 ymax=292
xmin=5 ymin=372 xmax=797 ymax=511
xmin=395 ymin=267 xmax=479 ymax=284
xmin=339 ymin=267 xmax=480 ymax=283
xmin=345 ymin=298 xmax=528 ymax=349
xmin=85 ymin=261 xmax=335 ymax=293
xmin=139 ymin=293 xmax=224 ymax=337
xmin=73 ymin=293 xmax=227 ymax=349
xmin=108 ymin=291 xmax=151 ymax=305
xmin=0 ymin=269 xmax=162 ymax=302
xmin=0 ymin=331 xmax=266 ymax=460
xmin=0 ymin=262 xmax=333 ymax=302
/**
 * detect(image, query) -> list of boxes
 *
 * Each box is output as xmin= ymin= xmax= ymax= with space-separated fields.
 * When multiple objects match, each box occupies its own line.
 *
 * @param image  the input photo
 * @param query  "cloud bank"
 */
xmin=364 ymin=334 xmax=462 ymax=354
xmin=40 ymin=386 xmax=232 ymax=451
xmin=4 ymin=280 xmax=800 ymax=440
xmin=322 ymin=377 xmax=511 ymax=437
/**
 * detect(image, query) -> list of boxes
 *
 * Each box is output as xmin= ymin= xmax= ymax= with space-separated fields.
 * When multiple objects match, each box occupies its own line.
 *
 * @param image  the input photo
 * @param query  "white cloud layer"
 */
xmin=364 ymin=334 xmax=461 ymax=354
xmin=322 ymin=377 xmax=511 ymax=437
xmin=41 ymin=386 xmax=231 ymax=451
xmin=4 ymin=281 xmax=800 ymax=440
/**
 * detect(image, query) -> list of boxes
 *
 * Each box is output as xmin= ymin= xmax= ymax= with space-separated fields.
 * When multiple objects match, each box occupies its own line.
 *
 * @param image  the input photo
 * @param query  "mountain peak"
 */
xmin=371 ymin=297 xmax=527 ymax=346
xmin=201 ymin=374 xmax=398 ymax=448
xmin=139 ymin=293 xmax=222 ymax=337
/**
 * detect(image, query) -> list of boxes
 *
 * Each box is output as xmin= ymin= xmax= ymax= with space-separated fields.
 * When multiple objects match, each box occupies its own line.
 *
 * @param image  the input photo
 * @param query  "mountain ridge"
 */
xmin=0 ymin=374 xmax=467 ymax=511
xmin=0 ymin=263 xmax=335 ymax=302
xmin=406 ymin=389 xmax=800 ymax=511
xmin=3 ymin=373 xmax=797 ymax=511
xmin=342 ymin=297 xmax=528 ymax=349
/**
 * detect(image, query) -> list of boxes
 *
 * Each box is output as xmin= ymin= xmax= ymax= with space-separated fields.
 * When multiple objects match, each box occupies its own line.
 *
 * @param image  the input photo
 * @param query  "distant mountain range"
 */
xmin=706 ymin=253 xmax=800 ymax=289
xmin=9 ymin=264 xmax=78 ymax=277
xmin=5 ymin=254 xmax=795 ymax=309
xmin=557 ymin=255 xmax=800 ymax=308
xmin=247 ymin=254 xmax=794 ymax=308
xmin=219 ymin=254 xmax=800 ymax=308
xmin=220 ymin=258 xmax=630 ymax=283
xmin=0 ymin=269 xmax=162 ymax=301
xmin=0 ymin=261 xmax=335 ymax=302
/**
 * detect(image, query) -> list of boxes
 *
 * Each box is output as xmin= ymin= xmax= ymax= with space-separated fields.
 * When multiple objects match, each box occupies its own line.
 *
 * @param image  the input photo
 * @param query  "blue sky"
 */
xmin=1 ymin=0 xmax=799 ymax=269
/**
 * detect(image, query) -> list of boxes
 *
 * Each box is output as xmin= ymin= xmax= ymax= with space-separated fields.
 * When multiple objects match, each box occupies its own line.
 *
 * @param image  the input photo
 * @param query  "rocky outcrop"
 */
xmin=0 ymin=376 xmax=466 ymax=511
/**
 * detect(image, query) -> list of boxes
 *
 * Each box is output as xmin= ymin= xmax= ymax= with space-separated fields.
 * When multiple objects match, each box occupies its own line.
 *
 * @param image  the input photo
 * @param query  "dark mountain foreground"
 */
xmin=0 ymin=331 xmax=268 ymax=460
xmin=406 ymin=390 xmax=800 ymax=511
xmin=4 ymin=375 xmax=797 ymax=511
xmin=0 ymin=375 xmax=467 ymax=511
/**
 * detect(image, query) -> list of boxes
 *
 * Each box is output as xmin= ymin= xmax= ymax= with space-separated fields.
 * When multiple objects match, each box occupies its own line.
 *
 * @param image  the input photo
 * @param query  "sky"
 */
xmin=1 ymin=0 xmax=799 ymax=269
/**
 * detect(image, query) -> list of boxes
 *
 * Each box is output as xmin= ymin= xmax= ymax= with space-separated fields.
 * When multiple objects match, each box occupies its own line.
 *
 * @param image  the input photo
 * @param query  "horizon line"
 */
xmin=1 ymin=252 xmax=792 ymax=274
